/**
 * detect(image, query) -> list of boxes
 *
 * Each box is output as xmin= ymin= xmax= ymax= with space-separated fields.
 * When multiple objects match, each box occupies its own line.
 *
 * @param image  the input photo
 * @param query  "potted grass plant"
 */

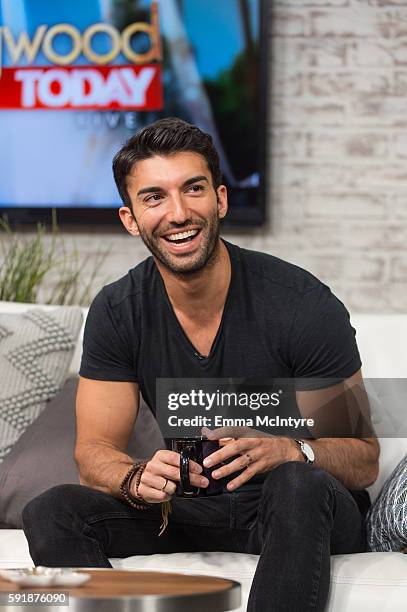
xmin=0 ymin=212 xmax=110 ymax=306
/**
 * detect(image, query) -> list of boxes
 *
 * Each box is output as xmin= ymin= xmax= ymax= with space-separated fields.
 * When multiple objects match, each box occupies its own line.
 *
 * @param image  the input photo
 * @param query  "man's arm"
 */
xmin=75 ymin=376 xmax=209 ymax=502
xmin=295 ymin=368 xmax=380 ymax=490
xmin=75 ymin=376 xmax=140 ymax=497
xmin=296 ymin=437 xmax=379 ymax=490
xmin=202 ymin=369 xmax=380 ymax=492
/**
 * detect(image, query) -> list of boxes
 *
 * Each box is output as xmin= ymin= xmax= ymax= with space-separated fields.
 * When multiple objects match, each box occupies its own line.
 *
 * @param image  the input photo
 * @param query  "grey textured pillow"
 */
xmin=0 ymin=307 xmax=83 ymax=461
xmin=0 ymin=377 xmax=165 ymax=528
xmin=367 ymin=454 xmax=407 ymax=552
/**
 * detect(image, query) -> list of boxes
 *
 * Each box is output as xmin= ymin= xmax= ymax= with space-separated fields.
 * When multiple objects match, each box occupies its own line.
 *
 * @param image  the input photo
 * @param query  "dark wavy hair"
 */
xmin=112 ymin=117 xmax=222 ymax=211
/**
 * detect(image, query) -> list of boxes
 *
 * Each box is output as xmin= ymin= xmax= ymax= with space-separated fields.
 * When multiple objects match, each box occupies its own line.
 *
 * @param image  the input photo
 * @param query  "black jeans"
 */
xmin=22 ymin=462 xmax=368 ymax=611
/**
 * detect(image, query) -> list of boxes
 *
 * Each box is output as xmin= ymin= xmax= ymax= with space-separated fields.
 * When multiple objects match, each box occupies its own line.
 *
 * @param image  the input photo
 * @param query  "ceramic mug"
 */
xmin=166 ymin=436 xmax=236 ymax=497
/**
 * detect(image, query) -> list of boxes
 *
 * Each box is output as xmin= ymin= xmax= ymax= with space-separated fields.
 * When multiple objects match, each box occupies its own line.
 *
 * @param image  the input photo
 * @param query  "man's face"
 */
xmin=121 ymin=152 xmax=227 ymax=274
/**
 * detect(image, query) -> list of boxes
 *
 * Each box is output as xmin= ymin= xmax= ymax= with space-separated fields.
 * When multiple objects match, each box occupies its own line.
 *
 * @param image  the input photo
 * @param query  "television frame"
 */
xmin=0 ymin=0 xmax=270 ymax=229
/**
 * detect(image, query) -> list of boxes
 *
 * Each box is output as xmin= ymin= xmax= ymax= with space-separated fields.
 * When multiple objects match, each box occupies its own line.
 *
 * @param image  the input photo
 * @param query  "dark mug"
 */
xmin=166 ymin=436 xmax=237 ymax=497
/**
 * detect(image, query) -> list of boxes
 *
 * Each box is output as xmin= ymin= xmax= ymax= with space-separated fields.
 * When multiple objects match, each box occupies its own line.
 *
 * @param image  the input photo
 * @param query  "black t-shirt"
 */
xmin=79 ymin=239 xmax=370 ymax=512
xmin=80 ymin=239 xmax=362 ymax=410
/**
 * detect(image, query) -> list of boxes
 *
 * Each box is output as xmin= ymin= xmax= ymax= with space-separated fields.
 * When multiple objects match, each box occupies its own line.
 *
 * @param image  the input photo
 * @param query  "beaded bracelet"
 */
xmin=119 ymin=462 xmax=152 ymax=510
xmin=119 ymin=462 xmax=172 ymax=535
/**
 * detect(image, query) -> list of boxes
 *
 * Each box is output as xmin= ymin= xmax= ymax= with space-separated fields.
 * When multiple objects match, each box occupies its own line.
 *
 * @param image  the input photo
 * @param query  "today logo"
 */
xmin=3 ymin=64 xmax=160 ymax=110
xmin=0 ymin=2 xmax=162 ymax=110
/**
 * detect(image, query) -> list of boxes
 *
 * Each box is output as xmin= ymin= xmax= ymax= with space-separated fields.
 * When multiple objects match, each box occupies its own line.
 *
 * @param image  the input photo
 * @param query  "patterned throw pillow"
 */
xmin=0 ymin=307 xmax=83 ymax=461
xmin=367 ymin=454 xmax=407 ymax=552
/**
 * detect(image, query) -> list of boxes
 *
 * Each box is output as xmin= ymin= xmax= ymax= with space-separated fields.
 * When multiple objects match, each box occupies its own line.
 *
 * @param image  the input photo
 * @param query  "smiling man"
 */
xmin=23 ymin=118 xmax=379 ymax=612
xmin=122 ymin=153 xmax=223 ymax=274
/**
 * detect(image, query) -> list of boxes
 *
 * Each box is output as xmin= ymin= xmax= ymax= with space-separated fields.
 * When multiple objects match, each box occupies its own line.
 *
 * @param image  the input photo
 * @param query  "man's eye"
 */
xmin=187 ymin=185 xmax=204 ymax=193
xmin=145 ymin=194 xmax=163 ymax=203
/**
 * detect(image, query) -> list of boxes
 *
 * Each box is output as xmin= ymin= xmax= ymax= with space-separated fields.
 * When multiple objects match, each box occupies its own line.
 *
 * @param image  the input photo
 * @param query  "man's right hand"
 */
xmin=134 ymin=450 xmax=209 ymax=503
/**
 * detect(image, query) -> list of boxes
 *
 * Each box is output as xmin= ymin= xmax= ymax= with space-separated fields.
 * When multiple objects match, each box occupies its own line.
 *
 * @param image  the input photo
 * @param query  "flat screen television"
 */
xmin=0 ymin=0 xmax=269 ymax=226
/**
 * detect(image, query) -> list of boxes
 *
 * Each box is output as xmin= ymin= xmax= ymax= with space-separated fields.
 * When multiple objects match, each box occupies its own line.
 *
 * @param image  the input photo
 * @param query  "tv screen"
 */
xmin=0 ymin=0 xmax=268 ymax=226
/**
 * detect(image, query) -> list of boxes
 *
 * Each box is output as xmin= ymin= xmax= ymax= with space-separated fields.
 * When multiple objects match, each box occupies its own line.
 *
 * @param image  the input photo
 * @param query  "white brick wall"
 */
xmin=3 ymin=0 xmax=407 ymax=312
xmin=262 ymin=0 xmax=407 ymax=313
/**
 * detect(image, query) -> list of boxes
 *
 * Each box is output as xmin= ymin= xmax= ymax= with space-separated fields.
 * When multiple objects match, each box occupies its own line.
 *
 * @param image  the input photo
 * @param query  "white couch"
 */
xmin=0 ymin=302 xmax=406 ymax=611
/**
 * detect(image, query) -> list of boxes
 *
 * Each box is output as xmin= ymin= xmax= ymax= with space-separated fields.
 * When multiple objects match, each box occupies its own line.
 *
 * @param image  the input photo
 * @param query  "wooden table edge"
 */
xmin=0 ymin=569 xmax=242 ymax=612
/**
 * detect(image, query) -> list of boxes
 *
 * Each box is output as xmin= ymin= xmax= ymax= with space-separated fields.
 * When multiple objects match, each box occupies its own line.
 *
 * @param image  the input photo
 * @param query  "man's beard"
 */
xmin=136 ymin=208 xmax=221 ymax=275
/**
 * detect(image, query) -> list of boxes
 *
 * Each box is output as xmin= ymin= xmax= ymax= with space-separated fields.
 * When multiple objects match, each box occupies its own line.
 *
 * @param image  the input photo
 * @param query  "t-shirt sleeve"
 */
xmin=289 ymin=284 xmax=362 ymax=390
xmin=79 ymin=288 xmax=138 ymax=382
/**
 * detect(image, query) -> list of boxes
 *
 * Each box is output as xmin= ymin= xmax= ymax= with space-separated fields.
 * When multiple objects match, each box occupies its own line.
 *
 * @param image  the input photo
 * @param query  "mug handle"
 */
xmin=180 ymin=446 xmax=199 ymax=495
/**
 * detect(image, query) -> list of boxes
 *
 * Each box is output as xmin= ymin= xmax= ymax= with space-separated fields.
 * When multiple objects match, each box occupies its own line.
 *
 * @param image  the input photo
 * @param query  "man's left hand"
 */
xmin=201 ymin=426 xmax=304 ymax=491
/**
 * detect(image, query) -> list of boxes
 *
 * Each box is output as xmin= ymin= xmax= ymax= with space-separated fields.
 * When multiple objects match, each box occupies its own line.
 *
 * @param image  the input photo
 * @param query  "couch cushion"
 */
xmin=0 ymin=307 xmax=83 ymax=461
xmin=327 ymin=552 xmax=407 ymax=611
xmin=0 ymin=301 xmax=87 ymax=377
xmin=368 ymin=438 xmax=407 ymax=504
xmin=113 ymin=550 xmax=407 ymax=612
xmin=367 ymin=454 xmax=407 ymax=552
xmin=1 ymin=530 xmax=406 ymax=612
xmin=0 ymin=378 xmax=164 ymax=528
xmin=0 ymin=530 xmax=32 ymax=568
xmin=350 ymin=314 xmax=407 ymax=378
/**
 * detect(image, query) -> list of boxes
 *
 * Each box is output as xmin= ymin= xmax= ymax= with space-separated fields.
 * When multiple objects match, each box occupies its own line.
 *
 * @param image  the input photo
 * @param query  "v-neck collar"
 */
xmin=157 ymin=240 xmax=236 ymax=365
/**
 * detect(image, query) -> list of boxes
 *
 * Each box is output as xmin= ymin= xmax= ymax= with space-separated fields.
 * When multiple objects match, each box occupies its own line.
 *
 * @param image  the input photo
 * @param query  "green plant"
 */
xmin=0 ymin=212 xmax=111 ymax=306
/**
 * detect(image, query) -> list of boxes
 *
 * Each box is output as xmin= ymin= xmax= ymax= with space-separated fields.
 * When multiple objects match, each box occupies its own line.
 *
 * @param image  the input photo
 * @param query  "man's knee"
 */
xmin=23 ymin=484 xmax=91 ymax=531
xmin=261 ymin=461 xmax=332 ymax=506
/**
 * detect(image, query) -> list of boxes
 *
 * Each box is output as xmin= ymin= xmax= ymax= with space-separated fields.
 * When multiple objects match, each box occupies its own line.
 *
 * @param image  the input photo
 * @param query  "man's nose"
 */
xmin=167 ymin=194 xmax=189 ymax=224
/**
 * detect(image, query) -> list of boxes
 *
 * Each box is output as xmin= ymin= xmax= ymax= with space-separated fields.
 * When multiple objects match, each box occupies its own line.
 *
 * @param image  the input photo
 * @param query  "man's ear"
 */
xmin=216 ymin=185 xmax=228 ymax=219
xmin=118 ymin=206 xmax=140 ymax=236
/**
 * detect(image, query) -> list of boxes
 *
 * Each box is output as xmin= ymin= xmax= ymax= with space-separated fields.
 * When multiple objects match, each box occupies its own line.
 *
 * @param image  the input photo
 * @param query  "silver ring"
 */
xmin=246 ymin=453 xmax=253 ymax=465
xmin=161 ymin=478 xmax=169 ymax=491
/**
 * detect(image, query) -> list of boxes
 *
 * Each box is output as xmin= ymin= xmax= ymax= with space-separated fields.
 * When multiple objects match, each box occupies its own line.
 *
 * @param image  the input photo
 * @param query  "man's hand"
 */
xmin=135 ymin=449 xmax=209 ymax=503
xmin=201 ymin=426 xmax=302 ymax=491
